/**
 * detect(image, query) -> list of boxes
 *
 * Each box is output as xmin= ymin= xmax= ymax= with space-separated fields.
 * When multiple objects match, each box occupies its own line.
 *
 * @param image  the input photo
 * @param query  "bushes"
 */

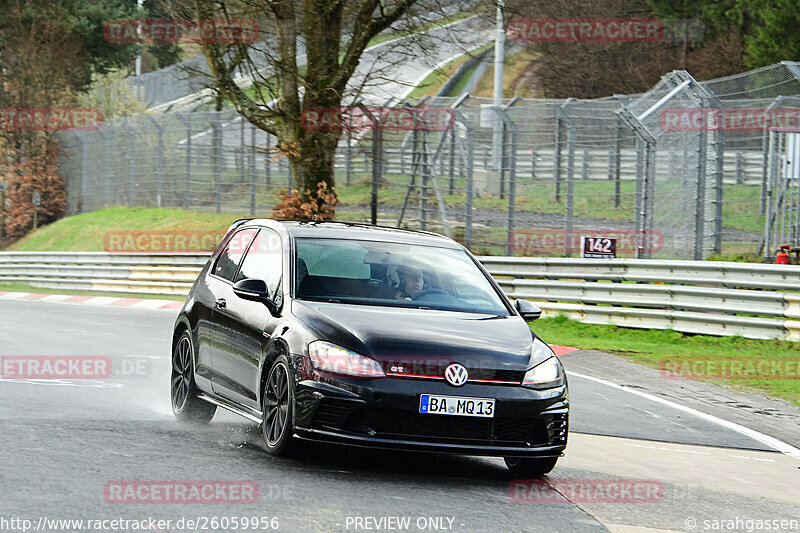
xmin=0 ymin=136 xmax=66 ymax=241
xmin=272 ymin=182 xmax=339 ymax=221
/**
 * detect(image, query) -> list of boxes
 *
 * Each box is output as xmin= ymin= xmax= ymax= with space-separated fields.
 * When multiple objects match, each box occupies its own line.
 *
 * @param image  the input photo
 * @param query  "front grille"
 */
xmin=468 ymin=369 xmax=524 ymax=383
xmin=385 ymin=364 xmax=525 ymax=385
xmin=367 ymin=409 xmax=536 ymax=446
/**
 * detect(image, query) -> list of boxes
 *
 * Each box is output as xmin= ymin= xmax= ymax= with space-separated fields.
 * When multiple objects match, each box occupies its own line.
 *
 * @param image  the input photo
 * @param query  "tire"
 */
xmin=504 ymin=456 xmax=559 ymax=477
xmin=171 ymin=330 xmax=216 ymax=424
xmin=261 ymin=355 xmax=295 ymax=456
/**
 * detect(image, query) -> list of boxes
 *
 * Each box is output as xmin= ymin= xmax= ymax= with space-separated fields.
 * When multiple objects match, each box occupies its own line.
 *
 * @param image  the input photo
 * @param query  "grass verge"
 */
xmin=534 ymin=314 xmax=800 ymax=406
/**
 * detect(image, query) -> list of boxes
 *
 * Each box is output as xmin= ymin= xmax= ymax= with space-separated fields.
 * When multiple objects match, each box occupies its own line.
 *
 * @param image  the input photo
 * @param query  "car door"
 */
xmin=211 ymin=228 xmax=284 ymax=408
xmin=197 ymin=227 xmax=259 ymax=398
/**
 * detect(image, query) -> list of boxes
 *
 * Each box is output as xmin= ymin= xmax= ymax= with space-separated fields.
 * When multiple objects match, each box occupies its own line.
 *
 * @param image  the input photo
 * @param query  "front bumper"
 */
xmin=291 ymin=364 xmax=568 ymax=458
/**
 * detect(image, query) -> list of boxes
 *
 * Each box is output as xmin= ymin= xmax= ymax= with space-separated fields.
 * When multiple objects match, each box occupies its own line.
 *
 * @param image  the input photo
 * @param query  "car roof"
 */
xmin=236 ymin=219 xmax=463 ymax=249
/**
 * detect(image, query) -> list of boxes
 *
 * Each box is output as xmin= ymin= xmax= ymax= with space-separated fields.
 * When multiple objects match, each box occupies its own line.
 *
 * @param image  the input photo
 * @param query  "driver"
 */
xmin=395 ymin=265 xmax=424 ymax=300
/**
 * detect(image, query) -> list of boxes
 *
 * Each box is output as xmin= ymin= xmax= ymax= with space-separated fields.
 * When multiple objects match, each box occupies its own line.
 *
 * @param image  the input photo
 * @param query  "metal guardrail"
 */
xmin=0 ymin=252 xmax=798 ymax=340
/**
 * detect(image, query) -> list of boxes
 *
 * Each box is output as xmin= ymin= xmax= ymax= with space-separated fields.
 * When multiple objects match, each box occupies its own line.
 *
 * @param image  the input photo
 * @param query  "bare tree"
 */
xmin=183 ymin=0 xmax=474 ymax=214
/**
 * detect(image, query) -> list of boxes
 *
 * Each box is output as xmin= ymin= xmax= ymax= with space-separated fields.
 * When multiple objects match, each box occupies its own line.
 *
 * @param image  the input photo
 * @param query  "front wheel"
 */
xmin=261 ymin=355 xmax=295 ymax=456
xmin=504 ymin=456 xmax=558 ymax=477
xmin=171 ymin=331 xmax=216 ymax=424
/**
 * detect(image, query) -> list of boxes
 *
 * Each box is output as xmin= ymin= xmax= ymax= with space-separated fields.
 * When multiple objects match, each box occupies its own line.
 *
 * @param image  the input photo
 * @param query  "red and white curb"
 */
xmin=551 ymin=345 xmax=578 ymax=356
xmin=0 ymin=291 xmax=183 ymax=310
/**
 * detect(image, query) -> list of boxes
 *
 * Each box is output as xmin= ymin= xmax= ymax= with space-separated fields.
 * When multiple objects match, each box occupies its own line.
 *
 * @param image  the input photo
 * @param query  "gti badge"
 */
xmin=444 ymin=363 xmax=468 ymax=387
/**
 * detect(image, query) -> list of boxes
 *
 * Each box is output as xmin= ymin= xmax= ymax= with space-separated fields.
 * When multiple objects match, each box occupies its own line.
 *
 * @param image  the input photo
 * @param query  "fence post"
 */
xmin=448 ymin=129 xmax=456 ymax=194
xmin=694 ymin=126 xmax=708 ymax=260
xmin=618 ymin=107 xmax=657 ymax=259
xmin=735 ymin=152 xmax=744 ymax=185
xmin=212 ymin=119 xmax=222 ymax=214
xmin=145 ymin=116 xmax=164 ymax=208
xmin=553 ymin=112 xmax=562 ymax=202
xmin=121 ymin=119 xmax=136 ymax=207
xmin=713 ymin=129 xmax=724 ymax=255
xmin=74 ymin=131 xmax=88 ymax=213
xmin=551 ymin=104 xmax=576 ymax=255
xmin=582 ymin=149 xmax=589 ymax=180
xmin=614 ymin=116 xmax=622 ymax=208
xmin=760 ymin=96 xmax=784 ymax=215
xmin=566 ymin=125 xmax=576 ymax=256
xmin=357 ymin=105 xmax=382 ymax=226
xmin=176 ymin=114 xmax=192 ymax=209
xmin=249 ymin=121 xmax=256 ymax=216
xmin=345 ymin=129 xmax=352 ymax=186
xmin=492 ymin=107 xmax=517 ymax=255
xmin=101 ymin=127 xmax=111 ymax=207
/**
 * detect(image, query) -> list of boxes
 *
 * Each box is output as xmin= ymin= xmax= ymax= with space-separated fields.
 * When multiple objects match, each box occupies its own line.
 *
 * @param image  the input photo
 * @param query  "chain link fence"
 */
xmin=55 ymin=61 xmax=800 ymax=259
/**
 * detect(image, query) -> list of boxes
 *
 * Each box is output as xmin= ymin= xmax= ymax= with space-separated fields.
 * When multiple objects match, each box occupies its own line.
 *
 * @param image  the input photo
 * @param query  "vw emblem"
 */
xmin=444 ymin=363 xmax=468 ymax=387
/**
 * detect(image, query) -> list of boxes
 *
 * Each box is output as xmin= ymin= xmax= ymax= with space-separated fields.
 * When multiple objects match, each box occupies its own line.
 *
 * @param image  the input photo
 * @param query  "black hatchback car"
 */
xmin=171 ymin=220 xmax=568 ymax=475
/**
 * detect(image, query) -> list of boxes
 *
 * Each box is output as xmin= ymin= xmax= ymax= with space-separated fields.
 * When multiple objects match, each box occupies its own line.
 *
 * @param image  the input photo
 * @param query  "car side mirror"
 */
xmin=515 ymin=299 xmax=542 ymax=321
xmin=233 ymin=278 xmax=278 ymax=315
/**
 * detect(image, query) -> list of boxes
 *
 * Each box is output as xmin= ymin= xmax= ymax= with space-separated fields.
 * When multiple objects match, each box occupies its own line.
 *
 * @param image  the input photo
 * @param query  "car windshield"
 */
xmin=294 ymin=238 xmax=510 ymax=316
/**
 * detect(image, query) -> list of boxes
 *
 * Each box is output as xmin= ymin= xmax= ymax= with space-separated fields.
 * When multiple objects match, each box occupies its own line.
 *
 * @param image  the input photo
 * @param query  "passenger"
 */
xmin=394 ymin=265 xmax=424 ymax=300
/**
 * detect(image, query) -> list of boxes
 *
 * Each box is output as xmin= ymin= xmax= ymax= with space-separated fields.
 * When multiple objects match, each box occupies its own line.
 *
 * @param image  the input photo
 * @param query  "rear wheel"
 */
xmin=171 ymin=331 xmax=216 ymax=424
xmin=261 ymin=355 xmax=295 ymax=456
xmin=504 ymin=456 xmax=558 ymax=477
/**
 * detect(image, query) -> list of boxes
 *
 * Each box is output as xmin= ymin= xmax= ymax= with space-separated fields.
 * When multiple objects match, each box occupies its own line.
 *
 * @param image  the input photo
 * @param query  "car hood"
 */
xmin=293 ymin=300 xmax=542 ymax=373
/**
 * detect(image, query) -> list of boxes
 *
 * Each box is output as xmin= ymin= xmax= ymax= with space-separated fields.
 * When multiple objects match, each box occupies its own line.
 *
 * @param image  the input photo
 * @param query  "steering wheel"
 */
xmin=412 ymin=288 xmax=448 ymax=300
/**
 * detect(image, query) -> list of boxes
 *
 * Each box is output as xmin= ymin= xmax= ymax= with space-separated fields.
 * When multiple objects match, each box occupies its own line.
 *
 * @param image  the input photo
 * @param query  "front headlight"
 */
xmin=307 ymin=340 xmax=386 ymax=378
xmin=522 ymin=339 xmax=565 ymax=390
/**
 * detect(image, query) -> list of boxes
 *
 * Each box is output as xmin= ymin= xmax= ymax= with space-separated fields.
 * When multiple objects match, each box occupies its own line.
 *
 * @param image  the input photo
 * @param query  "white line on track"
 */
xmin=569 ymin=371 xmax=800 ymax=460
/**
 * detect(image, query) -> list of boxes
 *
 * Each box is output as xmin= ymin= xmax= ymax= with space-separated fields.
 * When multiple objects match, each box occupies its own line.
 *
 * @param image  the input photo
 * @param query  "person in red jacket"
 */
xmin=776 ymin=245 xmax=791 ymax=265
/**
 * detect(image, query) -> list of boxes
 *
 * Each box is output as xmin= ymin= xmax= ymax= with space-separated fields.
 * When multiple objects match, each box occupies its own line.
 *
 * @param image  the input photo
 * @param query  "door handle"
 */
xmin=215 ymin=298 xmax=227 ymax=309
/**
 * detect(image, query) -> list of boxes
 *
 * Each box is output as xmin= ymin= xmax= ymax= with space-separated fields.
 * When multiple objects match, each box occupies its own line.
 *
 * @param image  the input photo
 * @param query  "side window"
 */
xmin=212 ymin=228 xmax=258 ymax=282
xmin=235 ymin=229 xmax=283 ymax=302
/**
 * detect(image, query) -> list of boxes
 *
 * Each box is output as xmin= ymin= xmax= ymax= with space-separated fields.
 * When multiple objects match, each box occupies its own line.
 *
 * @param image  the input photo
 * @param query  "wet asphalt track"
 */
xmin=1 ymin=300 xmax=798 ymax=533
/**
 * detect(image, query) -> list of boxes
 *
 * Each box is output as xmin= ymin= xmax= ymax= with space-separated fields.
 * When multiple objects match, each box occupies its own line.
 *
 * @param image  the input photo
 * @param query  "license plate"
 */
xmin=419 ymin=394 xmax=495 ymax=418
